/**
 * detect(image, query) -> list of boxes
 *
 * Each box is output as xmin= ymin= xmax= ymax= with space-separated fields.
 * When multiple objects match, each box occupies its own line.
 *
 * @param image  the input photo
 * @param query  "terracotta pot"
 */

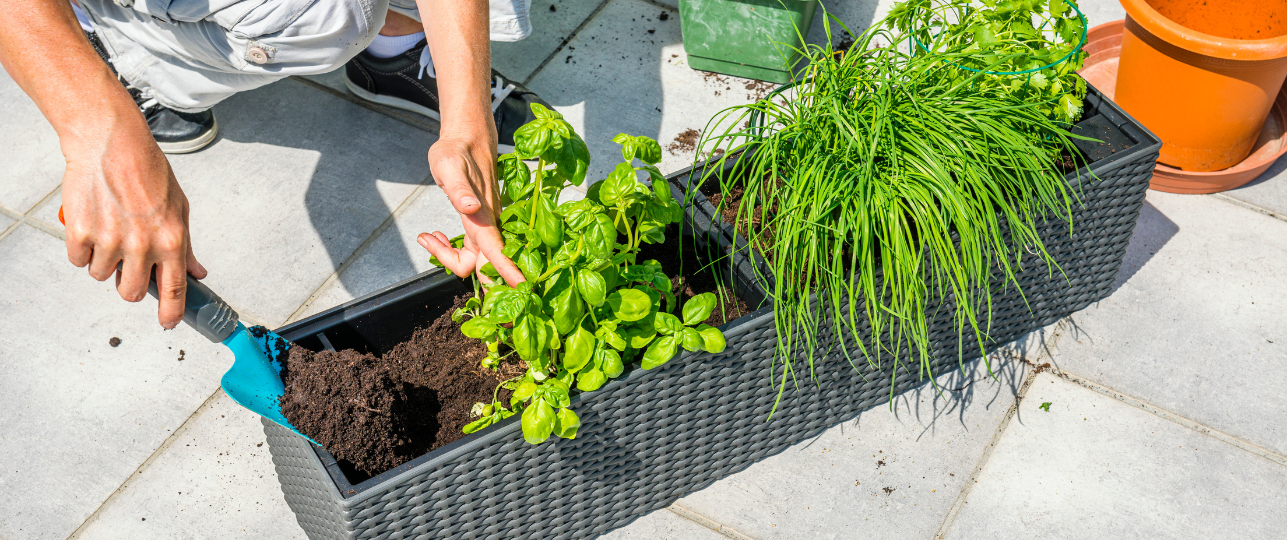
xmin=1116 ymin=0 xmax=1287 ymax=172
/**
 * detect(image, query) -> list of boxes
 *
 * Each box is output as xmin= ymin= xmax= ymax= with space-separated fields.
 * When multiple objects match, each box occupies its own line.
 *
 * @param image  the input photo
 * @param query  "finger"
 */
xmin=430 ymin=152 xmax=483 ymax=215
xmin=479 ymin=240 xmax=526 ymax=285
xmin=115 ymin=253 xmax=151 ymax=302
xmin=155 ymin=257 xmax=188 ymax=329
xmin=87 ymin=243 xmax=122 ymax=281
xmin=185 ymin=231 xmax=208 ymax=279
xmin=418 ymin=232 xmax=475 ymax=278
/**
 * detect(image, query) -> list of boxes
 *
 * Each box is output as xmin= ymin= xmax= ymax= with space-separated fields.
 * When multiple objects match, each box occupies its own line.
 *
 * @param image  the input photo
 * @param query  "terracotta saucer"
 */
xmin=1079 ymin=20 xmax=1287 ymax=194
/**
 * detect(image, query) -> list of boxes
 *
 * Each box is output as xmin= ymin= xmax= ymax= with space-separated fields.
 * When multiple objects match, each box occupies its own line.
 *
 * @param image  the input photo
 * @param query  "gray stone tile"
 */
xmin=526 ymin=0 xmax=777 ymax=182
xmin=0 ymin=212 xmax=15 ymax=232
xmin=28 ymin=186 xmax=61 ymax=230
xmin=671 ymin=354 xmax=1029 ymax=539
xmin=0 ymin=225 xmax=231 ymax=540
xmin=1077 ymin=0 xmax=1128 ymax=29
xmin=944 ymin=372 xmax=1287 ymax=539
xmin=295 ymin=186 xmax=462 ymax=319
xmin=75 ymin=393 xmax=305 ymax=540
xmin=1045 ymin=191 xmax=1287 ymax=455
xmin=1226 ymin=158 xmax=1287 ymax=218
xmin=293 ymin=72 xmax=442 ymax=134
xmin=168 ymin=78 xmax=432 ymax=326
xmin=495 ymin=0 xmax=612 ymax=83
xmin=600 ymin=508 xmax=729 ymax=540
xmin=0 ymin=70 xmax=64 ymax=214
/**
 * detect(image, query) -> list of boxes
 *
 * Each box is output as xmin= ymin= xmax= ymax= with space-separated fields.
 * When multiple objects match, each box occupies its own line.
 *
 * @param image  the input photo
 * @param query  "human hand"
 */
xmin=418 ymin=136 xmax=525 ymax=285
xmin=60 ymin=110 xmax=207 ymax=329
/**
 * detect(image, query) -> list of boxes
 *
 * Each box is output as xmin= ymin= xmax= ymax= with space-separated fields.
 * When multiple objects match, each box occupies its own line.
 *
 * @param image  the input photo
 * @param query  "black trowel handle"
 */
xmin=147 ymin=272 xmax=240 ymax=343
xmin=59 ymin=206 xmax=240 ymax=343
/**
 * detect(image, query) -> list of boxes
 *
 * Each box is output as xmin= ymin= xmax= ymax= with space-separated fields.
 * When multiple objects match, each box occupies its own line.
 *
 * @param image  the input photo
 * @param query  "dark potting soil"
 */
xmin=636 ymin=232 xmax=753 ymax=327
xmin=279 ymin=294 xmax=515 ymax=477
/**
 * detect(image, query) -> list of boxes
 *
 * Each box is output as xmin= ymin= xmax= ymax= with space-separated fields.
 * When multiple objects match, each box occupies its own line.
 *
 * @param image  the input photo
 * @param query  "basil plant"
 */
xmin=435 ymin=104 xmax=728 ymax=444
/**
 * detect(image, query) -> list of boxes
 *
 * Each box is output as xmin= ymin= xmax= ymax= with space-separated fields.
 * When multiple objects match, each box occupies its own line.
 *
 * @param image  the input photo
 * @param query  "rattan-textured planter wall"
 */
xmin=263 ymin=84 xmax=1159 ymax=540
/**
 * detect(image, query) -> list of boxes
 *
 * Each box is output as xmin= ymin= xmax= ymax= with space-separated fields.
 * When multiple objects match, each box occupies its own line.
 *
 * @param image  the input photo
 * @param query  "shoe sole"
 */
xmin=343 ymin=72 xmax=517 ymax=154
xmin=157 ymin=118 xmax=219 ymax=155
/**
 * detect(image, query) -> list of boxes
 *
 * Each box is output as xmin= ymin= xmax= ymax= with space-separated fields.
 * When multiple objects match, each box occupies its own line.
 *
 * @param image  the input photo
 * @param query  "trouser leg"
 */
xmin=78 ymin=0 xmax=387 ymax=112
xmin=385 ymin=0 xmax=532 ymax=42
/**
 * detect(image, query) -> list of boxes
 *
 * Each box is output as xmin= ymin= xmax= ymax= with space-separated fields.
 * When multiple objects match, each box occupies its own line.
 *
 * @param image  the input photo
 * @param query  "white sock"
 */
xmin=366 ymin=31 xmax=425 ymax=58
xmin=70 ymin=2 xmax=94 ymax=32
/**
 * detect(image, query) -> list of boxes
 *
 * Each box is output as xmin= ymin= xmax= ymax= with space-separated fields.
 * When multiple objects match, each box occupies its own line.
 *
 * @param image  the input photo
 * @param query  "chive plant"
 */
xmin=695 ymin=0 xmax=1089 ymax=407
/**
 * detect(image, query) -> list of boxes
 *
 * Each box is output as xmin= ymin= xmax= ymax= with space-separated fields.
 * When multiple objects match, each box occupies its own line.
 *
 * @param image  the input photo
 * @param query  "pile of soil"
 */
xmin=667 ymin=128 xmax=701 ymax=155
xmin=637 ymin=231 xmax=754 ymax=327
xmin=279 ymin=295 xmax=515 ymax=477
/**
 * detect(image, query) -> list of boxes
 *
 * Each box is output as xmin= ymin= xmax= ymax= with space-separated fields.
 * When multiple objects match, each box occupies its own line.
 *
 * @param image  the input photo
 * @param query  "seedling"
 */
xmin=436 ymin=105 xmax=728 ymax=444
xmin=1039 ymin=402 xmax=1052 ymax=412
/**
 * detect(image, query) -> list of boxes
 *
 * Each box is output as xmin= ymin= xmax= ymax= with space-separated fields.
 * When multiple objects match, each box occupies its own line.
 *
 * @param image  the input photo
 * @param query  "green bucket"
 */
xmin=679 ymin=0 xmax=819 ymax=84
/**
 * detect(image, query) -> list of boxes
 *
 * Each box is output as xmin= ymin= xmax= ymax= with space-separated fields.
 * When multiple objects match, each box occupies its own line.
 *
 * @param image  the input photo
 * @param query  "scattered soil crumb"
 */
xmin=177 ymin=349 xmax=185 ymax=361
xmin=883 ymin=487 xmax=896 ymax=495
xmin=109 ymin=337 xmax=121 ymax=348
xmin=744 ymin=80 xmax=776 ymax=101
xmin=280 ymin=295 xmax=514 ymax=476
xmin=876 ymin=460 xmax=886 ymax=468
xmin=659 ymin=11 xmax=669 ymax=21
xmin=667 ymin=128 xmax=701 ymax=155
xmin=549 ymin=4 xmax=556 ymax=11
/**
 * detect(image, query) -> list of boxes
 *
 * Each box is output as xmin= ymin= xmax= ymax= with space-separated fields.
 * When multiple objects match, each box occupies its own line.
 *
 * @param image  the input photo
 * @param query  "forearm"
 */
xmin=418 ymin=0 xmax=494 ymax=144
xmin=0 ymin=0 xmax=144 ymax=150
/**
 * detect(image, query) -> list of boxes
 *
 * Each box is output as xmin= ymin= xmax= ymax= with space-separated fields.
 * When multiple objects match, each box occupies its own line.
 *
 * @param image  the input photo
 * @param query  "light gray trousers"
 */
xmin=80 ymin=0 xmax=531 ymax=112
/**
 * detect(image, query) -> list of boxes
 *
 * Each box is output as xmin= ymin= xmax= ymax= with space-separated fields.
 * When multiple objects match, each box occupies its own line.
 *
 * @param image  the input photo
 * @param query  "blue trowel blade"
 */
xmin=219 ymin=323 xmax=319 ymax=445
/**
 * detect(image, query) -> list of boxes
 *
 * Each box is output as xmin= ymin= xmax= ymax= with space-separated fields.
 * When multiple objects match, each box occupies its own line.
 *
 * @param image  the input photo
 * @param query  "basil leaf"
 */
xmin=513 ymin=379 xmax=538 ymax=403
xmin=512 ymin=314 xmax=541 ymax=362
xmin=516 ymin=249 xmax=546 ymax=282
xmin=585 ymin=214 xmax=616 ymax=260
xmin=460 ymin=317 xmax=498 ymax=340
xmin=550 ymin=275 xmax=584 ymax=335
xmin=680 ymin=327 xmax=704 ymax=352
xmin=576 ymin=269 xmax=608 ymax=307
xmin=463 ymin=415 xmax=494 ymax=434
xmin=536 ymin=197 xmax=564 ymax=249
xmin=498 ymin=153 xmax=533 ymax=202
xmin=576 ymin=368 xmax=607 ymax=392
xmin=564 ymin=326 xmax=595 ymax=373
xmin=598 ymin=347 xmax=624 ymax=378
xmin=552 ymin=407 xmax=581 ymax=439
xmin=682 ymin=292 xmax=717 ymax=326
xmin=607 ymin=288 xmax=651 ymax=322
xmin=653 ymin=312 xmax=683 ymax=335
xmin=641 ymin=335 xmax=679 ymax=369
xmin=521 ymin=397 xmax=555 ymax=444
xmin=697 ymin=323 xmax=727 ymax=353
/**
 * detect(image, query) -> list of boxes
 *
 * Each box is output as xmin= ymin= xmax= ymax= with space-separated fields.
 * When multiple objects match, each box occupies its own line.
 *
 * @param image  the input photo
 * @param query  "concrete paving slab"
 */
xmin=75 ymin=392 xmax=305 ymax=540
xmin=0 ymin=212 xmax=15 ymax=233
xmin=0 ymin=71 xmax=63 ymax=215
xmin=600 ymin=509 xmax=730 ymax=540
xmin=671 ymin=353 xmax=1029 ymax=540
xmin=1225 ymin=160 xmax=1287 ymax=219
xmin=496 ymin=0 xmax=612 ymax=83
xmin=1045 ymin=191 xmax=1287 ymax=455
xmin=166 ymin=78 xmax=433 ymax=326
xmin=28 ymin=187 xmax=61 ymax=230
xmin=0 ymin=225 xmax=232 ymax=540
xmin=944 ymin=372 xmax=1287 ymax=539
xmin=295 ymin=186 xmax=462 ymax=320
xmin=527 ymin=0 xmax=777 ymax=181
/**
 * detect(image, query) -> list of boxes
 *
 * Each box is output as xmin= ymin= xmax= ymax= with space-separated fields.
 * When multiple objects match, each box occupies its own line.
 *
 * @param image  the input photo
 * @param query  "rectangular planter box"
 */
xmin=263 ymin=84 xmax=1160 ymax=540
xmin=679 ymin=0 xmax=819 ymax=84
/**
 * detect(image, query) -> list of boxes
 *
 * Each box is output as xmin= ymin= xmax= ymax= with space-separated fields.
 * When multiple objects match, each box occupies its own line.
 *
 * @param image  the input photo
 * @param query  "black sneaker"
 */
xmin=343 ymin=39 xmax=552 ymax=153
xmin=86 ymin=31 xmax=218 ymax=154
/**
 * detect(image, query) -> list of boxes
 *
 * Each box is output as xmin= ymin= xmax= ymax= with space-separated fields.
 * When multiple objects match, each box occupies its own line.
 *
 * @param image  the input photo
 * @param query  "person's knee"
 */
xmin=224 ymin=0 xmax=387 ymax=74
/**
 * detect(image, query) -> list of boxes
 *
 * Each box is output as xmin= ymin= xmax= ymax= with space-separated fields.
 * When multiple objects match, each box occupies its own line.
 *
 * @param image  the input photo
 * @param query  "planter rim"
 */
xmin=1120 ymin=0 xmax=1287 ymax=61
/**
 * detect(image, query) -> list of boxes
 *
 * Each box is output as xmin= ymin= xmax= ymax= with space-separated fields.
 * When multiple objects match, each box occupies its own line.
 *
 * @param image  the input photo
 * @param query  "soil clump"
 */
xmin=280 ymin=295 xmax=513 ymax=477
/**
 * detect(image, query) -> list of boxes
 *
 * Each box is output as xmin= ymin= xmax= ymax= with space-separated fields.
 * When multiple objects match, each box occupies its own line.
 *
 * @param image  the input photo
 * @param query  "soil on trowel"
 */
xmin=637 ymin=231 xmax=754 ymax=327
xmin=279 ymin=294 xmax=514 ymax=478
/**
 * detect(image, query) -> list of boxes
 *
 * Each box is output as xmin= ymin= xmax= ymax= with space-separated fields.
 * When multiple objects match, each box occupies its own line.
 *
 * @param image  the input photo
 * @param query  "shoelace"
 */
xmin=418 ymin=46 xmax=516 ymax=112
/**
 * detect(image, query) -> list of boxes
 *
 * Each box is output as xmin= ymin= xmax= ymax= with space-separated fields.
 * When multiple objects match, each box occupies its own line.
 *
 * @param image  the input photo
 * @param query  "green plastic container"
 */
xmin=679 ymin=0 xmax=819 ymax=84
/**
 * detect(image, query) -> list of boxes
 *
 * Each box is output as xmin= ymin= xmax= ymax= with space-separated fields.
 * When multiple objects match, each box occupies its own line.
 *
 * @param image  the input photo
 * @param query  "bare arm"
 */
xmin=414 ymin=0 xmax=525 ymax=285
xmin=0 ymin=0 xmax=205 ymax=329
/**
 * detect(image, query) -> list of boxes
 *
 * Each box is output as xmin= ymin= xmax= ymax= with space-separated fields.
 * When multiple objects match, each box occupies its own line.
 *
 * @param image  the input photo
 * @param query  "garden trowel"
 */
xmin=59 ymin=207 xmax=316 ymax=443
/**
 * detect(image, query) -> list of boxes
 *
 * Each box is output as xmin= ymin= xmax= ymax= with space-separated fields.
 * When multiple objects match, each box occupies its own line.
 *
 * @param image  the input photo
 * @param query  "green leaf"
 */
xmin=614 ymin=133 xmax=662 ymax=164
xmin=585 ymin=214 xmax=616 ymax=261
xmin=512 ymin=314 xmax=542 ymax=362
xmin=596 ymin=321 xmax=627 ymax=350
xmin=557 ymin=133 xmax=591 ymax=186
xmin=576 ymin=269 xmax=608 ymax=307
xmin=521 ymin=397 xmax=555 ymax=444
xmin=536 ymin=197 xmax=564 ymax=249
xmin=598 ymin=347 xmax=624 ymax=378
xmin=564 ymin=326 xmax=595 ymax=373
xmin=642 ymin=335 xmax=678 ymax=369
xmin=576 ymin=368 xmax=607 ymax=392
xmin=460 ymin=317 xmax=498 ymax=340
xmin=696 ymin=324 xmax=727 ymax=353
xmin=541 ymin=379 xmax=572 ymax=408
xmin=680 ymin=327 xmax=704 ymax=352
xmin=607 ymin=288 xmax=651 ymax=322
xmin=553 ymin=407 xmax=581 ymax=439
xmin=626 ymin=323 xmax=657 ymax=349
xmin=513 ymin=379 xmax=538 ymax=403
xmin=530 ymin=102 xmax=561 ymax=120
xmin=682 ymin=292 xmax=717 ymax=326
xmin=516 ymin=249 xmax=546 ymax=282
xmin=463 ymin=415 xmax=494 ymax=434
xmin=653 ymin=312 xmax=684 ymax=335
xmin=498 ymin=154 xmax=534 ymax=202
xmin=550 ymin=274 xmax=584 ymax=335
xmin=556 ymin=198 xmax=602 ymax=231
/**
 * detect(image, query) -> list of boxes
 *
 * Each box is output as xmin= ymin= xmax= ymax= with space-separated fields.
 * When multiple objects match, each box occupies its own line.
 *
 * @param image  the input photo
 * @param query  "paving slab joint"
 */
xmin=1039 ymin=366 xmax=1287 ymax=468
xmin=933 ymin=365 xmax=1042 ymax=539
xmin=1210 ymin=192 xmax=1287 ymax=223
xmin=63 ymin=386 xmax=225 ymax=540
xmin=667 ymin=503 xmax=759 ymax=540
